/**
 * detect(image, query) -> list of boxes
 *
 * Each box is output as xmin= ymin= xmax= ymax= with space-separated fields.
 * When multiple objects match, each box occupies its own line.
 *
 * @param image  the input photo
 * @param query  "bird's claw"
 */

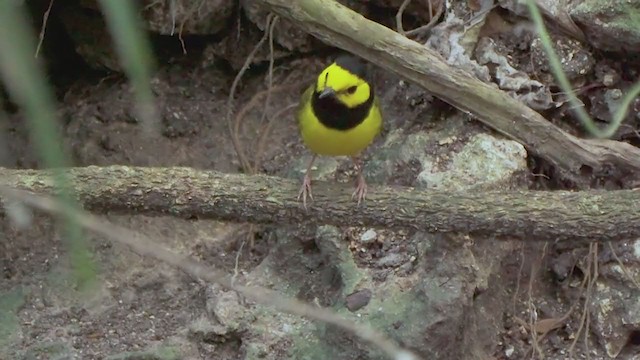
xmin=352 ymin=174 xmax=367 ymax=206
xmin=298 ymin=174 xmax=313 ymax=209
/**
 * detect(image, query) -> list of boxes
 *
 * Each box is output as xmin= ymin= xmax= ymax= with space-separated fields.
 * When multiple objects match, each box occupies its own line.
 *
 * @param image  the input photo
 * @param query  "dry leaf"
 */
xmin=534 ymin=0 xmax=585 ymax=42
xmin=468 ymin=0 xmax=483 ymax=11
xmin=533 ymin=317 xmax=565 ymax=334
xmin=478 ymin=9 xmax=513 ymax=38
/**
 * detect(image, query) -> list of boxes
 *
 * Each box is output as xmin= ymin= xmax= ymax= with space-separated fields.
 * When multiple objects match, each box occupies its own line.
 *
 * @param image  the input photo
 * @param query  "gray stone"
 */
xmin=345 ymin=289 xmax=372 ymax=312
xmin=241 ymin=0 xmax=318 ymax=52
xmin=476 ymin=37 xmax=555 ymax=110
xmin=205 ymin=286 xmax=252 ymax=334
xmin=143 ymin=0 xmax=234 ymax=35
xmin=314 ymin=226 xmax=367 ymax=296
xmin=529 ymin=36 xmax=595 ymax=81
xmin=57 ymin=3 xmax=121 ymax=71
xmin=570 ymin=0 xmax=640 ymax=52
xmin=417 ymin=133 xmax=527 ymax=190
xmin=588 ymin=240 xmax=640 ymax=358
xmin=359 ymin=229 xmax=378 ymax=244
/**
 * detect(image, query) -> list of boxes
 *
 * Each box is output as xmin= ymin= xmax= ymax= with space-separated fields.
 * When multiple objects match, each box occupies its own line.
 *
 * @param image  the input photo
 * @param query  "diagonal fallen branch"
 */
xmin=1 ymin=166 xmax=640 ymax=242
xmin=0 ymin=187 xmax=421 ymax=360
xmin=253 ymin=0 xmax=640 ymax=186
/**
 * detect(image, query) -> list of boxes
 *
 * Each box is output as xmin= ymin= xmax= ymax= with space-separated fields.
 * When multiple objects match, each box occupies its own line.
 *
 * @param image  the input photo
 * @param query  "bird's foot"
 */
xmin=297 ymin=174 xmax=313 ymax=209
xmin=352 ymin=174 xmax=367 ymax=206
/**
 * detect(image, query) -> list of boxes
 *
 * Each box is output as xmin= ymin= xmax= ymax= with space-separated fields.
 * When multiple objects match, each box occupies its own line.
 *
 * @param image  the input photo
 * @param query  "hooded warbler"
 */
xmin=297 ymin=55 xmax=383 ymax=207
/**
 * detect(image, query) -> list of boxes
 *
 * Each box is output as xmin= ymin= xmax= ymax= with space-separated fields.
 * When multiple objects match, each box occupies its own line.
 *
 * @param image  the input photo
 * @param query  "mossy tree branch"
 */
xmin=1 ymin=166 xmax=640 ymax=243
xmin=254 ymin=0 xmax=640 ymax=186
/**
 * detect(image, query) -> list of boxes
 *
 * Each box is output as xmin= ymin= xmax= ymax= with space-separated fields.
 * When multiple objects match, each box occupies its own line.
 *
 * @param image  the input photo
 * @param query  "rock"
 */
xmin=376 ymin=252 xmax=406 ymax=268
xmin=57 ymin=3 xmax=121 ymax=71
xmin=241 ymin=0 xmax=318 ymax=53
xmin=570 ymin=0 xmax=640 ymax=52
xmin=475 ymin=37 xmax=555 ymax=110
xmin=595 ymin=63 xmax=621 ymax=88
xmin=417 ymin=132 xmax=527 ymax=190
xmin=529 ymin=35 xmax=595 ymax=82
xmin=142 ymin=0 xmax=234 ymax=35
xmin=289 ymin=155 xmax=340 ymax=183
xmin=345 ymin=289 xmax=372 ymax=312
xmin=105 ymin=346 xmax=180 ymax=360
xmin=205 ymin=286 xmax=252 ymax=334
xmin=217 ymin=226 xmax=348 ymax=359
xmin=604 ymin=88 xmax=624 ymax=116
xmin=187 ymin=316 xmax=230 ymax=344
xmin=587 ymin=240 xmax=640 ymax=358
xmin=0 ymin=289 xmax=25 ymax=346
xmin=587 ymin=85 xmax=635 ymax=127
xmin=22 ymin=341 xmax=74 ymax=360
xmin=589 ymin=279 xmax=638 ymax=358
xmin=427 ymin=16 xmax=493 ymax=83
xmin=314 ymin=226 xmax=367 ymax=296
xmin=359 ymin=229 xmax=378 ymax=244
xmin=202 ymin=21 xmax=292 ymax=71
xmin=239 ymin=0 xmax=370 ymax=57
xmin=365 ymin=111 xmax=528 ymax=190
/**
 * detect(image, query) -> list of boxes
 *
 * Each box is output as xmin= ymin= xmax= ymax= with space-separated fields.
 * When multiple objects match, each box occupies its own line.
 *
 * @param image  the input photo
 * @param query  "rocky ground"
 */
xmin=1 ymin=0 xmax=640 ymax=359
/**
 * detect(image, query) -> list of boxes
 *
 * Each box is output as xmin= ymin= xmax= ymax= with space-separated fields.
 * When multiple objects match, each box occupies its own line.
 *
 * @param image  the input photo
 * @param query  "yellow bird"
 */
xmin=296 ymin=54 xmax=383 ymax=207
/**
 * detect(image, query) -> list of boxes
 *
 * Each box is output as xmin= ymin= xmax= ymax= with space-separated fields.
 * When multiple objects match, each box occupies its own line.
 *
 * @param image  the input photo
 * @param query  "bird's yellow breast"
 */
xmin=297 ymin=88 xmax=382 ymax=157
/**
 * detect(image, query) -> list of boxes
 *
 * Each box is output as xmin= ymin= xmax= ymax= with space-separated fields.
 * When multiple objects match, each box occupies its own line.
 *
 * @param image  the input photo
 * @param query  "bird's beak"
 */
xmin=318 ymin=87 xmax=336 ymax=99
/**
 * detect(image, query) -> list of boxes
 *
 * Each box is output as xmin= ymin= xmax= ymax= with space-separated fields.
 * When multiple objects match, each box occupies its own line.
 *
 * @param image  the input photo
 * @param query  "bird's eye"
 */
xmin=346 ymin=85 xmax=358 ymax=94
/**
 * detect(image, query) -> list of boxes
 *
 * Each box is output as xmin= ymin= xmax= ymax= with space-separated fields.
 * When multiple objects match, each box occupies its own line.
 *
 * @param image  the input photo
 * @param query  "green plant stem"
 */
xmin=527 ymin=0 xmax=640 ymax=139
xmin=98 ymin=0 xmax=158 ymax=133
xmin=0 ymin=2 xmax=96 ymax=288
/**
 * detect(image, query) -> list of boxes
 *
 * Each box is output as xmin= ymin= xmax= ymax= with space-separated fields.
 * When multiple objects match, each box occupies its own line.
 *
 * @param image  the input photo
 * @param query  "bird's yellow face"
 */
xmin=315 ymin=62 xmax=371 ymax=109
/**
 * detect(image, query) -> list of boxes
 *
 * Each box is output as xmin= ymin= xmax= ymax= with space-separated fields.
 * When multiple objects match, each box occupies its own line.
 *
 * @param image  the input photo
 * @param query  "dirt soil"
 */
xmin=2 ymin=1 xmax=640 ymax=360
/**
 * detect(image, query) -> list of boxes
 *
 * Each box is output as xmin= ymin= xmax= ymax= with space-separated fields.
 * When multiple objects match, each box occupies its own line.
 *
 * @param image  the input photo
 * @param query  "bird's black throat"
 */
xmin=310 ymin=89 xmax=374 ymax=131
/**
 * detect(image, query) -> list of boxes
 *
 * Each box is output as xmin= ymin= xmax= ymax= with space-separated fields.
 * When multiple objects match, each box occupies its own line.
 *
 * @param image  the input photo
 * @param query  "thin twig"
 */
xmin=169 ymin=0 xmax=177 ymax=35
xmin=584 ymin=243 xmax=598 ymax=359
xmin=608 ymin=242 xmax=640 ymax=288
xmin=175 ymin=0 xmax=208 ymax=54
xmin=527 ymin=242 xmax=547 ymax=359
xmin=35 ymin=0 xmax=55 ymax=58
xmin=233 ymin=89 xmax=267 ymax=172
xmin=229 ymin=15 xmax=278 ymax=249
xmin=405 ymin=0 xmax=444 ymax=37
xmin=569 ymin=243 xmax=598 ymax=357
xmin=462 ymin=3 xmax=499 ymax=27
xmin=259 ymin=17 xmax=278 ymax=129
xmin=395 ymin=0 xmax=411 ymax=34
xmin=512 ymin=243 xmax=526 ymax=315
xmin=178 ymin=20 xmax=187 ymax=54
xmin=0 ymin=187 xmax=421 ymax=360
xmin=227 ymin=13 xmax=274 ymax=173
xmin=251 ymin=15 xmax=280 ymax=173
xmin=254 ymin=103 xmax=297 ymax=172
xmin=513 ymin=284 xmax=582 ymax=351
xmin=231 ymin=239 xmax=245 ymax=286
xmin=234 ymin=84 xmax=298 ymax=172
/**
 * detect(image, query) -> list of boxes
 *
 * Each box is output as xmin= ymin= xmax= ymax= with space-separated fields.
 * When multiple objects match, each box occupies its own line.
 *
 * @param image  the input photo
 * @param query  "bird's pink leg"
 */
xmin=297 ymin=154 xmax=317 ymax=209
xmin=351 ymin=156 xmax=367 ymax=205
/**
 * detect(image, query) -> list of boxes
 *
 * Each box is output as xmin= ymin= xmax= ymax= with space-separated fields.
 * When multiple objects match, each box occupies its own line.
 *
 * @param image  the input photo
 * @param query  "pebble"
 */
xmin=359 ymin=229 xmax=377 ymax=243
xmin=345 ymin=289 xmax=372 ymax=312
xmin=377 ymin=253 xmax=404 ymax=268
